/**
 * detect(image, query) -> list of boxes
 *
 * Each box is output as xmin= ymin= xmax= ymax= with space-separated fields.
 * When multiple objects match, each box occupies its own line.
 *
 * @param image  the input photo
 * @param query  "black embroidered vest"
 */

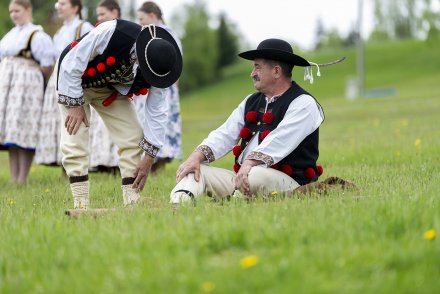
xmin=57 ymin=19 xmax=150 ymax=94
xmin=235 ymin=82 xmax=323 ymax=185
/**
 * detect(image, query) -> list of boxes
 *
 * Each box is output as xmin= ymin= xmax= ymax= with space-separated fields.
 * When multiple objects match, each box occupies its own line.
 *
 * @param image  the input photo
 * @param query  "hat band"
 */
xmin=143 ymin=24 xmax=171 ymax=78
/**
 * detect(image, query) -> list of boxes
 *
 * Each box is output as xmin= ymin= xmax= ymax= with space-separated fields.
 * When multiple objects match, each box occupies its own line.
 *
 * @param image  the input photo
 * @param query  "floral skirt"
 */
xmin=35 ymin=71 xmax=62 ymax=164
xmin=0 ymin=57 xmax=44 ymax=149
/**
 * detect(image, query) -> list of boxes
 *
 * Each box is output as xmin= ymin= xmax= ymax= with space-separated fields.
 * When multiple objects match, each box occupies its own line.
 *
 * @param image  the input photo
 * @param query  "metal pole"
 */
xmin=356 ymin=0 xmax=365 ymax=96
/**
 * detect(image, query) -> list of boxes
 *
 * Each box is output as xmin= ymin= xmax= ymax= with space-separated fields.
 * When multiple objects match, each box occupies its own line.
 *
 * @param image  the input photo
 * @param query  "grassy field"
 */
xmin=1 ymin=39 xmax=439 ymax=293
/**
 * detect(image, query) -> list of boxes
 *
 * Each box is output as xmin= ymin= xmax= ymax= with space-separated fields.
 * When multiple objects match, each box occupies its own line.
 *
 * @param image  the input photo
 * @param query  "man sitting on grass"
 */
xmin=170 ymin=38 xmax=333 ymax=204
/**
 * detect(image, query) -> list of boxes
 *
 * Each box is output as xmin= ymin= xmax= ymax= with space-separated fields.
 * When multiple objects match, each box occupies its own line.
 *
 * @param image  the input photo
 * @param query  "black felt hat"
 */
xmin=136 ymin=25 xmax=182 ymax=88
xmin=239 ymin=38 xmax=310 ymax=67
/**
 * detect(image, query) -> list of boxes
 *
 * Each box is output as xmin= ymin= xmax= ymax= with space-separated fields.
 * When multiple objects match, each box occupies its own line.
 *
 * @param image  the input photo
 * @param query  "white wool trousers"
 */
xmin=59 ymin=87 xmax=144 ymax=179
xmin=170 ymin=164 xmax=300 ymax=202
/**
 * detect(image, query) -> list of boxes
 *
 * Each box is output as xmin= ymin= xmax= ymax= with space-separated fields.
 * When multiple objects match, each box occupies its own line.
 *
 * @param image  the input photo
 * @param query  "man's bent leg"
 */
xmin=91 ymin=92 xmax=144 ymax=205
xmin=248 ymin=166 xmax=300 ymax=197
xmin=59 ymin=103 xmax=92 ymax=208
xmin=170 ymin=165 xmax=236 ymax=204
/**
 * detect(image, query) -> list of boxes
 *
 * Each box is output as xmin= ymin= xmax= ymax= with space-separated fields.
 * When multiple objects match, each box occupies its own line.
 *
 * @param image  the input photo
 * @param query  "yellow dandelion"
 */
xmin=8 ymin=198 xmax=16 ymax=205
xmin=30 ymin=166 xmax=36 ymax=173
xmin=414 ymin=138 xmax=422 ymax=146
xmin=240 ymin=255 xmax=258 ymax=269
xmin=44 ymin=188 xmax=50 ymax=193
xmin=271 ymin=191 xmax=278 ymax=196
xmin=79 ymin=205 xmax=87 ymax=209
xmin=423 ymin=229 xmax=436 ymax=241
xmin=201 ymin=281 xmax=215 ymax=293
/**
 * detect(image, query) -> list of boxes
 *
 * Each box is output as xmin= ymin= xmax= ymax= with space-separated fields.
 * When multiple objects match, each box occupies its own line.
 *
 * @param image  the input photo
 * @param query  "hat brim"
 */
xmin=136 ymin=27 xmax=182 ymax=88
xmin=239 ymin=49 xmax=310 ymax=67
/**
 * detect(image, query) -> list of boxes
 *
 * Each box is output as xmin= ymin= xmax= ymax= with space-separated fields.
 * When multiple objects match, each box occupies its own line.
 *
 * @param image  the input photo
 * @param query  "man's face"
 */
xmin=251 ymin=58 xmax=276 ymax=93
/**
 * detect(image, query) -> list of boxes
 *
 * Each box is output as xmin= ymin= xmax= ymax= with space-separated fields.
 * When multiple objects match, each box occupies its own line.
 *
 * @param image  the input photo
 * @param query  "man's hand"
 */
xmin=235 ymin=159 xmax=262 ymax=196
xmin=176 ymin=150 xmax=206 ymax=183
xmin=65 ymin=106 xmax=89 ymax=135
xmin=133 ymin=155 xmax=154 ymax=192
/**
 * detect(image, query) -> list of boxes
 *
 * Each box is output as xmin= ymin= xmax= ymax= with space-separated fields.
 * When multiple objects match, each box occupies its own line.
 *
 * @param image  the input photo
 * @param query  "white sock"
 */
xmin=122 ymin=184 xmax=141 ymax=206
xmin=70 ymin=181 xmax=90 ymax=209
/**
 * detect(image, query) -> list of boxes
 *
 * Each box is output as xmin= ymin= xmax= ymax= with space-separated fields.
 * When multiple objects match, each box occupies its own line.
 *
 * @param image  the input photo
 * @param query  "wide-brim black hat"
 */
xmin=239 ymin=38 xmax=310 ymax=67
xmin=136 ymin=25 xmax=182 ymax=88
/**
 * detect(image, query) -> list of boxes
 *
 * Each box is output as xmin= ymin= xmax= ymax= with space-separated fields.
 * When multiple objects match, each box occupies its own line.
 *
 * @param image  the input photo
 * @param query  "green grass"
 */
xmin=1 ymin=39 xmax=439 ymax=293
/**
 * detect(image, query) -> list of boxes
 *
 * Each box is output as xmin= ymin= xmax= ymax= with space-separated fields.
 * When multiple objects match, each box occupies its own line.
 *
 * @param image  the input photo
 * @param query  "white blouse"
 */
xmin=53 ymin=15 xmax=94 ymax=58
xmin=58 ymin=20 xmax=167 ymax=150
xmin=0 ymin=22 xmax=55 ymax=67
xmin=199 ymin=92 xmax=325 ymax=166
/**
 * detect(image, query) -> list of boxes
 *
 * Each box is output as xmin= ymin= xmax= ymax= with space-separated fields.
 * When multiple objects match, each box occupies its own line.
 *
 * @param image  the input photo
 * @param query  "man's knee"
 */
xmin=247 ymin=166 xmax=269 ymax=189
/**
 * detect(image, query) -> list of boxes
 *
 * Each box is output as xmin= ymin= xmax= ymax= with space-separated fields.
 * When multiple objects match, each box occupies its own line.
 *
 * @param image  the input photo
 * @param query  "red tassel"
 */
xmin=106 ymin=56 xmax=116 ymax=66
xmin=245 ymin=111 xmax=258 ymax=123
xmin=304 ymin=167 xmax=316 ymax=179
xmin=317 ymin=165 xmax=323 ymax=175
xmin=139 ymin=88 xmax=149 ymax=95
xmin=97 ymin=63 xmax=106 ymax=72
xmin=232 ymin=145 xmax=242 ymax=156
xmin=102 ymin=91 xmax=119 ymax=107
xmin=262 ymin=112 xmax=274 ymax=124
xmin=233 ymin=164 xmax=240 ymax=173
xmin=281 ymin=164 xmax=293 ymax=176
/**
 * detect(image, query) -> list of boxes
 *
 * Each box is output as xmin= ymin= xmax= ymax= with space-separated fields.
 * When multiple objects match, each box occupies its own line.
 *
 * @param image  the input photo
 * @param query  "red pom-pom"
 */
xmin=232 ymin=145 xmax=242 ymax=156
xmin=134 ymin=90 xmax=141 ymax=96
xmin=304 ymin=167 xmax=316 ymax=179
xmin=127 ymin=93 xmax=134 ymax=98
xmin=281 ymin=164 xmax=293 ymax=176
xmin=106 ymin=56 xmax=116 ymax=66
xmin=87 ymin=68 xmax=96 ymax=77
xmin=245 ymin=111 xmax=258 ymax=123
xmin=139 ymin=88 xmax=149 ymax=95
xmin=317 ymin=165 xmax=323 ymax=175
xmin=233 ymin=164 xmax=240 ymax=173
xmin=260 ymin=129 xmax=271 ymax=140
xmin=262 ymin=112 xmax=274 ymax=124
xmin=71 ymin=41 xmax=79 ymax=48
xmin=82 ymin=71 xmax=89 ymax=78
xmin=97 ymin=63 xmax=106 ymax=72
xmin=95 ymin=21 xmax=102 ymax=27
xmin=271 ymin=164 xmax=279 ymax=170
xmin=239 ymin=127 xmax=252 ymax=140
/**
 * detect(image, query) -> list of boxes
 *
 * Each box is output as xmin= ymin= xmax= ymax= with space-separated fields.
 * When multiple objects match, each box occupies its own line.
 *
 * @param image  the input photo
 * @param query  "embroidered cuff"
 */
xmin=196 ymin=145 xmax=215 ymax=163
xmin=139 ymin=137 xmax=160 ymax=157
xmin=58 ymin=94 xmax=85 ymax=106
xmin=247 ymin=151 xmax=274 ymax=167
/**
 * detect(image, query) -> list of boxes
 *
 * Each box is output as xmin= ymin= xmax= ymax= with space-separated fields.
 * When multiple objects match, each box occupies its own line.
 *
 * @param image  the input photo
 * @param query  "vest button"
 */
xmin=257 ymin=122 xmax=261 ymax=125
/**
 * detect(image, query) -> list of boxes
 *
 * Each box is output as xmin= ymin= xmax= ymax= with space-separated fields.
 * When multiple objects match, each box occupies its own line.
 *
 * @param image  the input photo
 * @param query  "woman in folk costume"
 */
xmin=137 ymin=1 xmax=183 ymax=172
xmin=0 ymin=0 xmax=55 ymax=184
xmin=35 ymin=0 xmax=94 ymax=166
xmin=87 ymin=0 xmax=121 ymax=174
